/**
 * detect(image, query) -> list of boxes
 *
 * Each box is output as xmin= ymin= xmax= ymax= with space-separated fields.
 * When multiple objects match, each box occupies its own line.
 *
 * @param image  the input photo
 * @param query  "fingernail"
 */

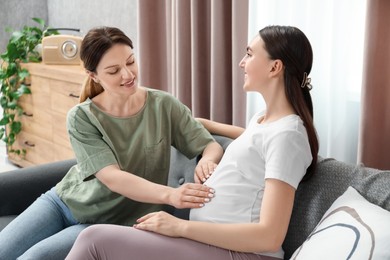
xmin=209 ymin=188 xmax=215 ymax=193
xmin=204 ymin=198 xmax=210 ymax=202
xmin=206 ymin=174 xmax=210 ymax=178
xmin=199 ymin=203 xmax=205 ymax=207
xmin=202 ymin=178 xmax=206 ymax=182
xmin=208 ymin=193 xmax=214 ymax=198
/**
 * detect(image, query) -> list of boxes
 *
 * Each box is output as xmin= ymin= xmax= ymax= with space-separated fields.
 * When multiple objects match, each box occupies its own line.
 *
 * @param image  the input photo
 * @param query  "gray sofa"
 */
xmin=1 ymin=134 xmax=389 ymax=259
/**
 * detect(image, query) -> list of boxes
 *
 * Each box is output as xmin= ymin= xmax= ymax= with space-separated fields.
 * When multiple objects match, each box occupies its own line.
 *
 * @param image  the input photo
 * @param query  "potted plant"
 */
xmin=0 ymin=17 xmax=58 ymax=156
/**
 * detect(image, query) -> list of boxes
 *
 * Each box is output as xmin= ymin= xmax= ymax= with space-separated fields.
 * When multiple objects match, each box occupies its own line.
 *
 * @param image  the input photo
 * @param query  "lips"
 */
xmin=120 ymin=78 xmax=135 ymax=87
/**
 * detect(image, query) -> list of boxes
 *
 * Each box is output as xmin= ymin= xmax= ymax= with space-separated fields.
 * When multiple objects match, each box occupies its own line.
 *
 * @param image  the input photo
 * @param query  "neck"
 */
xmin=93 ymin=87 xmax=147 ymax=117
xmin=260 ymin=83 xmax=295 ymax=124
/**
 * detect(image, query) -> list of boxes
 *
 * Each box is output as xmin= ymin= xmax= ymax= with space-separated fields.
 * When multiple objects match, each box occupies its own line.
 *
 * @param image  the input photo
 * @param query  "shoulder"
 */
xmin=147 ymin=88 xmax=178 ymax=101
xmin=67 ymin=99 xmax=95 ymax=128
xmin=68 ymin=99 xmax=91 ymax=118
xmin=261 ymin=115 xmax=310 ymax=152
xmin=145 ymin=88 xmax=187 ymax=110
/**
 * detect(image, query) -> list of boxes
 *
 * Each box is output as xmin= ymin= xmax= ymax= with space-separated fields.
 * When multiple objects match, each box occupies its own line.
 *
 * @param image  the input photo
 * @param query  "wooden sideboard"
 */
xmin=8 ymin=63 xmax=86 ymax=167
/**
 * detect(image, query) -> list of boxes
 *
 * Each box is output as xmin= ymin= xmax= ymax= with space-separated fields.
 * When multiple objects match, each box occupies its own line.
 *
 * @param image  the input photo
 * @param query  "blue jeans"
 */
xmin=0 ymin=187 xmax=90 ymax=260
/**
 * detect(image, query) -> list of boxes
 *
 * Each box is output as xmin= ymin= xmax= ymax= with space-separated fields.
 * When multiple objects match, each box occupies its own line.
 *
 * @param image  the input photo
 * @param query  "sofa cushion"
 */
xmin=353 ymin=166 xmax=390 ymax=212
xmin=283 ymin=157 xmax=390 ymax=259
xmin=290 ymin=186 xmax=390 ymax=259
xmin=0 ymin=215 xmax=16 ymax=232
xmin=283 ymin=157 xmax=363 ymax=259
xmin=0 ymin=159 xmax=76 ymax=216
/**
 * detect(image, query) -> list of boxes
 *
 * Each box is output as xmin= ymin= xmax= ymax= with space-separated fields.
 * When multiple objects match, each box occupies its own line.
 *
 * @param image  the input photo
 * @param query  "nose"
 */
xmin=239 ymin=57 xmax=245 ymax=68
xmin=122 ymin=66 xmax=134 ymax=78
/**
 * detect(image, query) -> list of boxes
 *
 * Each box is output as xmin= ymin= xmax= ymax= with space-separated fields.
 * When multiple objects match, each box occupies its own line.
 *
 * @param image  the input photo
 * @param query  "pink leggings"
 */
xmin=66 ymin=224 xmax=280 ymax=260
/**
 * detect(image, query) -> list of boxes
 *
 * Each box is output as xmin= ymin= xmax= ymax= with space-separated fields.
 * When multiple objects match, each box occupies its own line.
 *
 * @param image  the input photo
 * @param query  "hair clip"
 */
xmin=301 ymin=72 xmax=312 ymax=90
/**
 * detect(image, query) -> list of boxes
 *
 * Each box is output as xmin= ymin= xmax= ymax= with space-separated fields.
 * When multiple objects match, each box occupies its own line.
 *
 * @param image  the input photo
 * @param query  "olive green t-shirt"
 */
xmin=56 ymin=88 xmax=214 ymax=225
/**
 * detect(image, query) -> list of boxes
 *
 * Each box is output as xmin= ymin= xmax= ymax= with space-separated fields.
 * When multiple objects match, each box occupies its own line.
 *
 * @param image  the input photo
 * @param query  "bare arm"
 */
xmin=135 ymin=179 xmax=295 ymax=253
xmin=95 ymin=165 xmax=214 ymax=209
xmin=194 ymin=141 xmax=224 ymax=183
xmin=196 ymin=118 xmax=245 ymax=139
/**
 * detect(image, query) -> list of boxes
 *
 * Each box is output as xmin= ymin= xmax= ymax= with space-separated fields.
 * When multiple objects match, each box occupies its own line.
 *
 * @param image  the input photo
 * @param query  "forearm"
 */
xmin=196 ymin=118 xmax=245 ymax=139
xmin=200 ymin=141 xmax=223 ymax=164
xmin=96 ymin=166 xmax=172 ymax=204
xmin=96 ymin=165 xmax=213 ymax=209
xmin=180 ymin=221 xmax=282 ymax=253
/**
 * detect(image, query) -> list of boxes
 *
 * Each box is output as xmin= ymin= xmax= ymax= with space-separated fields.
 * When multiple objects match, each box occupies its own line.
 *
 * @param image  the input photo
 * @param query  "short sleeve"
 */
xmin=264 ymin=130 xmax=312 ymax=189
xmin=168 ymin=96 xmax=214 ymax=159
xmin=67 ymin=105 xmax=117 ymax=179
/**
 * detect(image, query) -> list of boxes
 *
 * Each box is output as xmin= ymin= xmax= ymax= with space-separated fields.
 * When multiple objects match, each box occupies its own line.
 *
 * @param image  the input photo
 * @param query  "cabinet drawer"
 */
xmin=54 ymin=144 xmax=75 ymax=161
xmin=51 ymin=111 xmax=72 ymax=149
xmin=50 ymin=80 xmax=81 ymax=115
xmin=10 ymin=63 xmax=85 ymax=167
xmin=19 ymin=113 xmax=53 ymax=141
xmin=18 ymin=102 xmax=52 ymax=129
xmin=9 ymin=131 xmax=55 ymax=166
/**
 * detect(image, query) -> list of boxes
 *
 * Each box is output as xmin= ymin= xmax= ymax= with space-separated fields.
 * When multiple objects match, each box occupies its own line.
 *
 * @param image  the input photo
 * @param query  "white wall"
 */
xmin=0 ymin=0 xmax=138 ymax=53
xmin=47 ymin=0 xmax=138 ymax=45
xmin=0 ymin=0 xmax=48 ymax=53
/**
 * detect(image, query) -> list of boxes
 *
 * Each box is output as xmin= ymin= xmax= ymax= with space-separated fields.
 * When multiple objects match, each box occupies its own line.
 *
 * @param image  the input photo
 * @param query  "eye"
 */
xmin=107 ymin=69 xmax=119 ymax=75
xmin=245 ymin=52 xmax=252 ymax=57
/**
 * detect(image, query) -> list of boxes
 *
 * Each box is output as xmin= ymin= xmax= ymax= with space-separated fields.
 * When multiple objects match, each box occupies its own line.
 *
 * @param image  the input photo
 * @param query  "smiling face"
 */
xmin=89 ymin=43 xmax=138 ymax=97
xmin=239 ymin=35 xmax=275 ymax=93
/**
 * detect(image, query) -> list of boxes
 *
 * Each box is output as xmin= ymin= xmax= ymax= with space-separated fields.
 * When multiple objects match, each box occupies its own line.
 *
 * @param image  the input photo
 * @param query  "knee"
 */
xmin=66 ymin=225 xmax=106 ymax=260
xmin=75 ymin=224 xmax=121 ymax=248
xmin=75 ymin=225 xmax=108 ymax=246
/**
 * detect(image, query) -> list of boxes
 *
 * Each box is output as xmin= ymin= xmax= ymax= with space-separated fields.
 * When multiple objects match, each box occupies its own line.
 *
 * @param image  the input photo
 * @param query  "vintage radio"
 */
xmin=42 ymin=35 xmax=83 ymax=65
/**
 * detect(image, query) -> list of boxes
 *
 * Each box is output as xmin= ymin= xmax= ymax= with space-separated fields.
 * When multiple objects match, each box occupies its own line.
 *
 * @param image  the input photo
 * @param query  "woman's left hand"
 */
xmin=194 ymin=158 xmax=217 ymax=183
xmin=134 ymin=211 xmax=185 ymax=237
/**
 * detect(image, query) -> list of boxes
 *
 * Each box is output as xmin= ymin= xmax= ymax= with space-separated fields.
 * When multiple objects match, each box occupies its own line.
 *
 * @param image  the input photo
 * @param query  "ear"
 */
xmin=269 ymin=59 xmax=284 ymax=76
xmin=86 ymin=70 xmax=99 ymax=83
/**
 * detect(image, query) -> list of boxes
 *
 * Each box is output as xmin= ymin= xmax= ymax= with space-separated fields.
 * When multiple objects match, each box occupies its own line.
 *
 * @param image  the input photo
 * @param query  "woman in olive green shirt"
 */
xmin=0 ymin=26 xmax=223 ymax=260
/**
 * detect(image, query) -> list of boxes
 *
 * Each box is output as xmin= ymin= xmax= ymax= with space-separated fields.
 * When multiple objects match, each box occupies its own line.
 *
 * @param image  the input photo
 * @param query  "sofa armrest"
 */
xmin=0 ymin=159 xmax=76 ymax=216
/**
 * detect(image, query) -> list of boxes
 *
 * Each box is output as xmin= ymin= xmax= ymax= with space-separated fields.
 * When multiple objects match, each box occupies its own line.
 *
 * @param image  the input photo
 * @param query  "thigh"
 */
xmin=0 ymin=189 xmax=65 ymax=259
xmin=66 ymin=225 xmax=274 ymax=260
xmin=19 ymin=224 xmax=90 ymax=260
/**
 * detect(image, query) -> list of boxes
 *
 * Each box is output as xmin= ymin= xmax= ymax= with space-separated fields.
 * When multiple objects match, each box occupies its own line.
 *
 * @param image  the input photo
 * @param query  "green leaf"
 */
xmin=0 ymin=116 xmax=9 ymax=126
xmin=6 ymin=43 xmax=20 ymax=61
xmin=18 ymin=69 xmax=30 ymax=79
xmin=1 ymin=17 xmax=52 ymax=158
xmin=10 ymin=31 xmax=24 ymax=42
xmin=6 ymin=100 xmax=18 ymax=109
xmin=7 ymin=132 xmax=15 ymax=145
xmin=0 ymin=128 xmax=5 ymax=139
xmin=11 ymin=121 xmax=22 ymax=134
xmin=0 ymin=96 xmax=7 ymax=108
xmin=17 ymin=84 xmax=31 ymax=95
xmin=32 ymin=17 xmax=45 ymax=28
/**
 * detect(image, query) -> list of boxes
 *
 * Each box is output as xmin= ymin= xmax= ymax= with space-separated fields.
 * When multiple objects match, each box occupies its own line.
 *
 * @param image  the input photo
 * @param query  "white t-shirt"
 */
xmin=190 ymin=112 xmax=312 ymax=259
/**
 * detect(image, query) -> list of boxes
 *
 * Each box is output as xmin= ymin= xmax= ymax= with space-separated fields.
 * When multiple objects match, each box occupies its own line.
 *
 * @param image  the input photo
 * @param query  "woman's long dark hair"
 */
xmin=79 ymin=26 xmax=133 ymax=103
xmin=260 ymin=25 xmax=319 ymax=181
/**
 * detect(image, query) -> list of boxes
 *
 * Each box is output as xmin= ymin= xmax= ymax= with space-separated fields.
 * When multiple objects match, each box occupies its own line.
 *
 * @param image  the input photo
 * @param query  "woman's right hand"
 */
xmin=169 ymin=183 xmax=215 ymax=209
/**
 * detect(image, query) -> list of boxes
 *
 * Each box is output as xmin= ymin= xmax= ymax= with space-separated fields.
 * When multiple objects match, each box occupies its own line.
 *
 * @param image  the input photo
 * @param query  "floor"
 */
xmin=0 ymin=143 xmax=19 ymax=173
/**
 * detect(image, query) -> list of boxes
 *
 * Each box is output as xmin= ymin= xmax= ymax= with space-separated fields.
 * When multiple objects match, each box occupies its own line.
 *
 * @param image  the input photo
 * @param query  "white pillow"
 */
xmin=291 ymin=186 xmax=390 ymax=260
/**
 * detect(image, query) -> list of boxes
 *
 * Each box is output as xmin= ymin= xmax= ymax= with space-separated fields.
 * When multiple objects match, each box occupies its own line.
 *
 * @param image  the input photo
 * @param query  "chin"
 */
xmin=243 ymin=84 xmax=251 ymax=92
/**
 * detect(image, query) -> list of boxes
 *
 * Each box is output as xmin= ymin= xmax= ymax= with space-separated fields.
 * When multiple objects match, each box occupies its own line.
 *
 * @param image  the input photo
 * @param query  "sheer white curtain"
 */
xmin=246 ymin=0 xmax=367 ymax=164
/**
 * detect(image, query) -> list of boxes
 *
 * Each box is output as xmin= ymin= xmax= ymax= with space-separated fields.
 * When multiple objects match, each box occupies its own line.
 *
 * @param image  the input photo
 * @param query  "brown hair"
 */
xmin=259 ymin=25 xmax=319 ymax=181
xmin=79 ymin=26 xmax=134 ymax=102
